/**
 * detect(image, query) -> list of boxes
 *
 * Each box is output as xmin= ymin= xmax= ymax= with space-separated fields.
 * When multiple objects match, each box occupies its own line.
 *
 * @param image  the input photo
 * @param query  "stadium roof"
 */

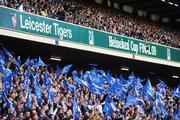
xmin=114 ymin=0 xmax=180 ymax=20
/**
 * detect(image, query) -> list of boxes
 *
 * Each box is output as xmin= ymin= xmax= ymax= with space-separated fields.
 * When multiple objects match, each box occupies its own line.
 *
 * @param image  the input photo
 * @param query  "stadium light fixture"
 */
xmin=161 ymin=0 xmax=165 ymax=2
xmin=168 ymin=2 xmax=173 ymax=5
xmin=50 ymin=57 xmax=61 ymax=62
xmin=172 ymin=75 xmax=179 ymax=79
xmin=121 ymin=67 xmax=129 ymax=71
xmin=174 ymin=4 xmax=179 ymax=7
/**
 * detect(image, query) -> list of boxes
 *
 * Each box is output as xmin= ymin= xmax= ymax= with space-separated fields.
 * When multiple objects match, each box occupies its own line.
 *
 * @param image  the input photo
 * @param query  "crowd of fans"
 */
xmin=0 ymin=0 xmax=180 ymax=48
xmin=0 ymin=47 xmax=179 ymax=120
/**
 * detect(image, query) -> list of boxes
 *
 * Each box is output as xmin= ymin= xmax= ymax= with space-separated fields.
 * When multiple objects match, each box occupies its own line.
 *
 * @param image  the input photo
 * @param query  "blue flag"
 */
xmin=142 ymin=79 xmax=155 ymax=100
xmin=88 ymin=82 xmax=104 ymax=95
xmin=119 ymin=74 xmax=126 ymax=84
xmin=156 ymin=80 xmax=167 ymax=98
xmin=64 ymin=79 xmax=76 ymax=94
xmin=73 ymin=94 xmax=79 ymax=120
xmin=61 ymin=64 xmax=72 ymax=74
xmin=106 ymin=79 xmax=121 ymax=95
xmin=157 ymin=80 xmax=167 ymax=89
xmin=88 ymin=70 xmax=105 ymax=86
xmin=155 ymin=92 xmax=164 ymax=107
xmin=0 ymin=65 xmax=5 ymax=77
xmin=128 ymin=72 xmax=136 ymax=83
xmin=38 ymin=57 xmax=47 ymax=67
xmin=24 ymin=57 xmax=30 ymax=66
xmin=48 ymin=87 xmax=55 ymax=104
xmin=106 ymin=72 xmax=116 ymax=86
xmin=125 ymin=94 xmax=144 ymax=106
xmin=56 ymin=64 xmax=61 ymax=78
xmin=44 ymin=72 xmax=52 ymax=89
xmin=3 ymin=92 xmax=14 ymax=109
xmin=2 ymin=47 xmax=13 ymax=60
xmin=34 ymin=76 xmax=43 ymax=105
xmin=0 ymin=55 xmax=5 ymax=66
xmin=160 ymin=106 xmax=168 ymax=118
xmin=13 ymin=58 xmax=21 ymax=68
xmin=22 ymin=77 xmax=30 ymax=90
xmin=152 ymin=104 xmax=161 ymax=116
xmin=173 ymin=85 xmax=180 ymax=98
xmin=72 ymin=70 xmax=88 ymax=87
xmin=103 ymin=96 xmax=117 ymax=117
xmin=2 ymin=74 xmax=12 ymax=92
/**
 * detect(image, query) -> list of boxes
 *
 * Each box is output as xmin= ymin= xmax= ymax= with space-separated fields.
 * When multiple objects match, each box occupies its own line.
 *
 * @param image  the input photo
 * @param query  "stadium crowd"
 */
xmin=0 ymin=47 xmax=179 ymax=120
xmin=0 ymin=0 xmax=180 ymax=48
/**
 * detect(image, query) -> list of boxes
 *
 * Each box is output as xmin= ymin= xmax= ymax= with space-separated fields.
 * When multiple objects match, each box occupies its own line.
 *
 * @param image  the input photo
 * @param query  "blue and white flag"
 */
xmin=38 ymin=57 xmax=47 ymax=67
xmin=73 ymin=94 xmax=79 ymax=120
xmin=142 ymin=79 xmax=155 ymax=100
xmin=48 ymin=87 xmax=55 ymax=104
xmin=173 ymin=85 xmax=180 ymax=98
xmin=62 ymin=64 xmax=72 ymax=74
xmin=72 ymin=70 xmax=88 ymax=87
xmin=125 ymin=94 xmax=144 ymax=106
xmin=103 ymin=96 xmax=117 ymax=117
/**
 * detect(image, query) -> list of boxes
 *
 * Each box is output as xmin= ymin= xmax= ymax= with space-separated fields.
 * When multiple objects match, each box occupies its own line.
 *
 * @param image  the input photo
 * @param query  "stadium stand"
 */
xmin=0 ymin=0 xmax=180 ymax=48
xmin=0 ymin=47 xmax=179 ymax=120
xmin=0 ymin=0 xmax=180 ymax=120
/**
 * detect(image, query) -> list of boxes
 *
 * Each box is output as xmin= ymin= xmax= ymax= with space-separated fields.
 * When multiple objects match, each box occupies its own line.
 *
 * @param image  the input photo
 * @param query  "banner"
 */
xmin=0 ymin=6 xmax=180 ymax=62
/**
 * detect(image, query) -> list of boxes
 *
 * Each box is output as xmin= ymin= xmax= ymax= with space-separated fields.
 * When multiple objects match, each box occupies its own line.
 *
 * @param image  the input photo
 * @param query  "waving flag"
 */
xmin=119 ymin=74 xmax=126 ymax=84
xmin=38 ymin=57 xmax=47 ymax=67
xmin=34 ymin=76 xmax=43 ymax=105
xmin=88 ymin=82 xmax=104 ymax=95
xmin=2 ymin=47 xmax=13 ymax=60
xmin=72 ymin=70 xmax=88 ymax=87
xmin=128 ymin=72 xmax=135 ymax=82
xmin=73 ymin=94 xmax=79 ymax=120
xmin=142 ymin=79 xmax=155 ymax=100
xmin=173 ymin=85 xmax=180 ymax=98
xmin=61 ymin=64 xmax=72 ymax=74
xmin=106 ymin=72 xmax=116 ymax=86
xmin=103 ymin=96 xmax=117 ymax=117
xmin=56 ymin=64 xmax=61 ymax=78
xmin=12 ymin=56 xmax=21 ymax=69
xmin=157 ymin=80 xmax=167 ymax=89
xmin=152 ymin=104 xmax=161 ymax=116
xmin=3 ymin=92 xmax=14 ymax=109
xmin=2 ymin=74 xmax=12 ymax=92
xmin=48 ymin=87 xmax=55 ymax=104
xmin=24 ymin=57 xmax=30 ymax=66
xmin=88 ymin=70 xmax=105 ymax=86
xmin=155 ymin=93 xmax=164 ymax=108
xmin=0 ymin=55 xmax=5 ymax=66
xmin=22 ymin=77 xmax=30 ymax=90
xmin=44 ymin=72 xmax=52 ymax=89
xmin=106 ymin=79 xmax=121 ymax=95
xmin=156 ymin=80 xmax=167 ymax=98
xmin=125 ymin=94 xmax=144 ymax=106
xmin=30 ymin=58 xmax=38 ymax=66
xmin=64 ymin=79 xmax=76 ymax=94
xmin=160 ymin=106 xmax=168 ymax=118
